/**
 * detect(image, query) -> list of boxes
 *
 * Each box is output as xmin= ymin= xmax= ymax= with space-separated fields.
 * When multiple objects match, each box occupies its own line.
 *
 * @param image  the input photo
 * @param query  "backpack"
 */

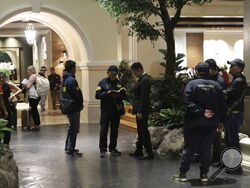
xmin=36 ymin=75 xmax=50 ymax=96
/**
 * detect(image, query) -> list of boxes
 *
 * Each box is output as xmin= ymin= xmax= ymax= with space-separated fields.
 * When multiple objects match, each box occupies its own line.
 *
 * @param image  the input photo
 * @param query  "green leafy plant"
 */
xmin=0 ymin=118 xmax=12 ymax=152
xmin=118 ymin=60 xmax=135 ymax=105
xmin=149 ymin=108 xmax=184 ymax=129
xmin=149 ymin=51 xmax=187 ymax=128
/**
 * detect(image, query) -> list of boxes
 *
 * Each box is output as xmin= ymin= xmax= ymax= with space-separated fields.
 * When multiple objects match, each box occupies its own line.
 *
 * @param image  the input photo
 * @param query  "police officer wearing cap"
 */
xmin=205 ymin=59 xmax=227 ymax=166
xmin=223 ymin=58 xmax=247 ymax=175
xmin=174 ymin=62 xmax=226 ymax=182
xmin=95 ymin=65 xmax=126 ymax=158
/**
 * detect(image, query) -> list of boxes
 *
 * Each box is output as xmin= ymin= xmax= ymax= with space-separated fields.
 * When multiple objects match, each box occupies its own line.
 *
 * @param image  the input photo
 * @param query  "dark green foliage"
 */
xmin=118 ymin=60 xmax=135 ymax=105
xmin=149 ymin=52 xmax=187 ymax=128
xmin=0 ymin=118 xmax=12 ymax=152
xmin=149 ymin=108 xmax=184 ymax=129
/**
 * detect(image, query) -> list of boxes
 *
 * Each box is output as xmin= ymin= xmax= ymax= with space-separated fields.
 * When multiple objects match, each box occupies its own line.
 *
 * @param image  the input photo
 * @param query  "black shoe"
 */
xmin=67 ymin=150 xmax=83 ymax=157
xmin=226 ymin=167 xmax=243 ymax=175
xmin=65 ymin=149 xmax=79 ymax=153
xmin=200 ymin=173 xmax=209 ymax=182
xmin=109 ymin=149 xmax=121 ymax=156
xmin=100 ymin=151 xmax=106 ymax=158
xmin=129 ymin=150 xmax=143 ymax=158
xmin=173 ymin=173 xmax=187 ymax=182
xmin=138 ymin=152 xmax=154 ymax=160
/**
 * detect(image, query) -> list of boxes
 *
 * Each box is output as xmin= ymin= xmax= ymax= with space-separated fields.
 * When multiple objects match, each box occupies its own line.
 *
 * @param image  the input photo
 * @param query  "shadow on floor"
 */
xmin=189 ymin=178 xmax=237 ymax=187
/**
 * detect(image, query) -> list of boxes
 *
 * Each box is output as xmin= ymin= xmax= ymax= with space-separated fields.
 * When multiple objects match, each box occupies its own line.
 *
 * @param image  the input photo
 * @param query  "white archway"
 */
xmin=0 ymin=8 xmax=93 ymax=66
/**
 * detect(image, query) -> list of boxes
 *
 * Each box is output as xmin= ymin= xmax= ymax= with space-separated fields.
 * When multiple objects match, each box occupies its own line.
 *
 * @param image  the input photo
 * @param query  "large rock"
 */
xmin=149 ymin=126 xmax=170 ymax=149
xmin=0 ymin=148 xmax=18 ymax=188
xmin=156 ymin=128 xmax=184 ymax=156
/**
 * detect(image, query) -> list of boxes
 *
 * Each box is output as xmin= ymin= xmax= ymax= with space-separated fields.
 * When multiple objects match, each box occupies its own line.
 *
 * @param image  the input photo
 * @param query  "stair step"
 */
xmin=120 ymin=119 xmax=137 ymax=129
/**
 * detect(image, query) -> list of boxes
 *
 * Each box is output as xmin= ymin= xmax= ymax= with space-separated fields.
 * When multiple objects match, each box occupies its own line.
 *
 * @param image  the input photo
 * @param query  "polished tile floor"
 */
xmin=10 ymin=124 xmax=250 ymax=188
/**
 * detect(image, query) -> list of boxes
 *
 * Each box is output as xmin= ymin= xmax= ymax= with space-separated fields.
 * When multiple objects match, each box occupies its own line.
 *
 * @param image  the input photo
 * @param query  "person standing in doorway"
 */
xmin=95 ymin=65 xmax=126 ymax=158
xmin=38 ymin=66 xmax=48 ymax=114
xmin=48 ymin=67 xmax=61 ymax=111
xmin=61 ymin=60 xmax=84 ymax=156
xmin=129 ymin=62 xmax=154 ymax=160
xmin=24 ymin=65 xmax=41 ymax=130
xmin=223 ymin=59 xmax=247 ymax=175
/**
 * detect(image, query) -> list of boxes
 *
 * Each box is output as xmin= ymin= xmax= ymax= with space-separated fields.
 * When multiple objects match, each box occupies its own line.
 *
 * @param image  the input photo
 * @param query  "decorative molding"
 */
xmin=77 ymin=60 xmax=120 ymax=71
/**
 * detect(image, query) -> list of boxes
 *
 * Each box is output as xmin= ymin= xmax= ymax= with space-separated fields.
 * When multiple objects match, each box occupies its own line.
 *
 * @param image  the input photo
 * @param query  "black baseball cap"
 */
xmin=107 ymin=65 xmax=118 ymax=74
xmin=205 ymin=59 xmax=221 ymax=71
xmin=195 ymin=62 xmax=210 ymax=73
xmin=227 ymin=59 xmax=245 ymax=70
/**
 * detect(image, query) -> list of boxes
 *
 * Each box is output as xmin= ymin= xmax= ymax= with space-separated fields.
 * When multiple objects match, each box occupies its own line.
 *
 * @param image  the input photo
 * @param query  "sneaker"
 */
xmin=200 ymin=173 xmax=209 ymax=182
xmin=100 ymin=151 xmax=106 ymax=158
xmin=129 ymin=150 xmax=143 ymax=158
xmin=173 ymin=173 xmax=187 ymax=182
xmin=67 ymin=150 xmax=82 ymax=157
xmin=109 ymin=149 xmax=121 ymax=156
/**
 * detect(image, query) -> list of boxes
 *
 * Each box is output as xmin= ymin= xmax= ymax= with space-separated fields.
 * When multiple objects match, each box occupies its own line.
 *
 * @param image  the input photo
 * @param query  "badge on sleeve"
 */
xmin=96 ymin=86 xmax=101 ymax=91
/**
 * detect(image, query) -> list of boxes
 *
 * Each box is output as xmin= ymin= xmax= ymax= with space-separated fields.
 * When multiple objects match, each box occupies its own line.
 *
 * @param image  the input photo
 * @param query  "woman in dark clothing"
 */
xmin=0 ymin=72 xmax=22 ymax=146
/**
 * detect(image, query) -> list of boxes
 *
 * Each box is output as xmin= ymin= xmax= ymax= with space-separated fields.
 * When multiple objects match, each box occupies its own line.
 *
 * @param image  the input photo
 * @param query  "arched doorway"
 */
xmin=0 ymin=8 xmax=95 ymax=123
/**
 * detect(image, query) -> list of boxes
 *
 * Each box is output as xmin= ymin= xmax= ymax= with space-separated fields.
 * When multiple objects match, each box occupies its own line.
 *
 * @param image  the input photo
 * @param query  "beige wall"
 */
xmin=0 ymin=0 xmax=245 ymax=123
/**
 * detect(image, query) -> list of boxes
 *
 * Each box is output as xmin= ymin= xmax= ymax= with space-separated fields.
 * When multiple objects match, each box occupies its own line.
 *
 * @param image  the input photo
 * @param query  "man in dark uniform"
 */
xmin=173 ymin=62 xmax=226 ymax=182
xmin=206 ymin=58 xmax=227 ymax=166
xmin=95 ymin=65 xmax=126 ymax=158
xmin=129 ymin=62 xmax=154 ymax=160
xmin=48 ymin=67 xmax=61 ymax=110
xmin=224 ymin=58 xmax=247 ymax=175
xmin=61 ymin=60 xmax=84 ymax=156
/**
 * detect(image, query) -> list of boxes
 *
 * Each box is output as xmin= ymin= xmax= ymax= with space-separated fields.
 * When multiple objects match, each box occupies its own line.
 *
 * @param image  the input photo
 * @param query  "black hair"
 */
xmin=131 ymin=62 xmax=143 ymax=71
xmin=64 ymin=60 xmax=76 ymax=71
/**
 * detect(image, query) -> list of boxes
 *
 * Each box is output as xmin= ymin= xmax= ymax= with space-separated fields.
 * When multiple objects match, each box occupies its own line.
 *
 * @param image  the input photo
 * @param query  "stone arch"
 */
xmin=0 ymin=7 xmax=93 ymax=66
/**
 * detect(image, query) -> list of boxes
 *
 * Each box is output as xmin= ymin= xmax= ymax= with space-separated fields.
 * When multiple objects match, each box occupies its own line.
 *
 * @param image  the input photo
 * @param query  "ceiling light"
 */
xmin=25 ymin=23 xmax=36 ymax=45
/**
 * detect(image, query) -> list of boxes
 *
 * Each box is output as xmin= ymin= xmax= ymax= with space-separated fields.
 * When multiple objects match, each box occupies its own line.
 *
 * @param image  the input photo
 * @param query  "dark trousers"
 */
xmin=212 ymin=131 xmax=223 ymax=162
xmin=65 ymin=111 xmax=80 ymax=151
xmin=180 ymin=128 xmax=216 ymax=174
xmin=224 ymin=112 xmax=243 ymax=150
xmin=50 ymin=89 xmax=60 ymax=110
xmin=3 ymin=113 xmax=12 ymax=145
xmin=29 ymin=98 xmax=41 ymax=126
xmin=99 ymin=113 xmax=120 ymax=152
xmin=136 ymin=112 xmax=152 ymax=154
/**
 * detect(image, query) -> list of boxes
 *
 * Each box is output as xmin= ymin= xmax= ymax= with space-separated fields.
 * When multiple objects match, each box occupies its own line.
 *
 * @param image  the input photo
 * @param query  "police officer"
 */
xmin=95 ymin=65 xmax=126 ymax=158
xmin=206 ymin=58 xmax=227 ymax=166
xmin=173 ymin=62 xmax=226 ymax=182
xmin=129 ymin=62 xmax=154 ymax=160
xmin=61 ymin=60 xmax=84 ymax=156
xmin=223 ymin=58 xmax=247 ymax=175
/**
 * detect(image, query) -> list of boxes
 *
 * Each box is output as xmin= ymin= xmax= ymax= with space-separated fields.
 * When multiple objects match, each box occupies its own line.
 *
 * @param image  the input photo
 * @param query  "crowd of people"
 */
xmin=0 ymin=58 xmax=247 ymax=183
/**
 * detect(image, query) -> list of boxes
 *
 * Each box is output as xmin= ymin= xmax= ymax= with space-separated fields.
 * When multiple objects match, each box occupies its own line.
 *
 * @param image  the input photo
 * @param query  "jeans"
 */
xmin=99 ymin=113 xmax=120 ymax=152
xmin=40 ymin=95 xmax=47 ymax=112
xmin=65 ymin=111 xmax=80 ymax=152
xmin=224 ymin=112 xmax=244 ymax=150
